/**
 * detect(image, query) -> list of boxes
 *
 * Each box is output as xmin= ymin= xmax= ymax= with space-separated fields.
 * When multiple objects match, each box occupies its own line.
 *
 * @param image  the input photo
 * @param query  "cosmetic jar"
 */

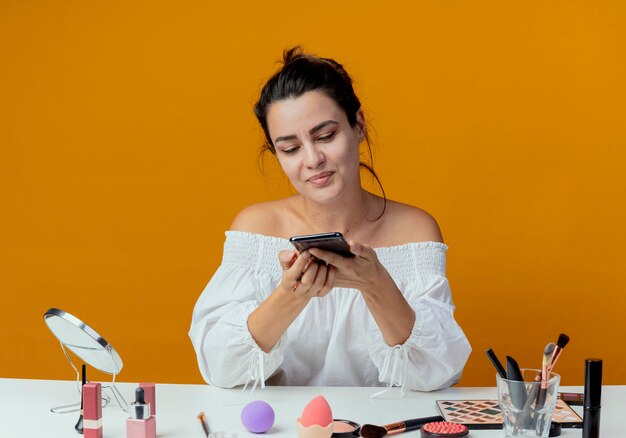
xmin=331 ymin=419 xmax=361 ymax=437
xmin=420 ymin=421 xmax=469 ymax=437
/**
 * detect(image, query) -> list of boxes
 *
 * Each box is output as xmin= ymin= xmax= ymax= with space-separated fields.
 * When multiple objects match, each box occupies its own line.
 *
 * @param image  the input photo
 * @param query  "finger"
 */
xmin=308 ymin=247 xmax=349 ymax=268
xmin=309 ymin=262 xmax=328 ymax=295
xmin=278 ymin=250 xmax=298 ymax=270
xmin=317 ymin=264 xmax=336 ymax=296
xmin=293 ymin=258 xmax=314 ymax=289
xmin=287 ymin=251 xmax=312 ymax=281
xmin=295 ymin=260 xmax=319 ymax=293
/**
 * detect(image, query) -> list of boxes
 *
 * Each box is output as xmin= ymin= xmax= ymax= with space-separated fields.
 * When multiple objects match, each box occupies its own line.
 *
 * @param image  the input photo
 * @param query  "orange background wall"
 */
xmin=1 ymin=1 xmax=625 ymax=387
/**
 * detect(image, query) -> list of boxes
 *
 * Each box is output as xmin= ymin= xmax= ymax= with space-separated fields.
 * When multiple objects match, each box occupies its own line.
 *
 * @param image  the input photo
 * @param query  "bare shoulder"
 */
xmin=229 ymin=200 xmax=286 ymax=236
xmin=383 ymin=200 xmax=444 ymax=244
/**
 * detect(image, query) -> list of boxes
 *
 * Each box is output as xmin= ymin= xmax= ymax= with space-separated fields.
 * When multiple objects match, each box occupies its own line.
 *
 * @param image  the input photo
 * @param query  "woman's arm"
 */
xmin=369 ymin=273 xmax=472 ymax=391
xmin=248 ymin=249 xmax=337 ymax=352
xmin=357 ymin=255 xmax=416 ymax=346
xmin=188 ymin=262 xmax=286 ymax=388
xmin=308 ymin=225 xmax=470 ymax=391
xmin=309 ymin=243 xmax=415 ymax=346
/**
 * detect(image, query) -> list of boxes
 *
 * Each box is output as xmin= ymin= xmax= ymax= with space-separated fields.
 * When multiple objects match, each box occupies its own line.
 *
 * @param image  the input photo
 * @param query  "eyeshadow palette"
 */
xmin=435 ymin=399 xmax=583 ymax=430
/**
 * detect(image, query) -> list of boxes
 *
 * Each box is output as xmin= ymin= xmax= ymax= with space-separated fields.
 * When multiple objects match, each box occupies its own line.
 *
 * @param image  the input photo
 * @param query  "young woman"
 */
xmin=189 ymin=48 xmax=471 ymax=392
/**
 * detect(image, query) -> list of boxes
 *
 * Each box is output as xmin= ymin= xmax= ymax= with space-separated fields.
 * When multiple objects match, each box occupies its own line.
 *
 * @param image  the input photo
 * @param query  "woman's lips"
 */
xmin=307 ymin=171 xmax=334 ymax=186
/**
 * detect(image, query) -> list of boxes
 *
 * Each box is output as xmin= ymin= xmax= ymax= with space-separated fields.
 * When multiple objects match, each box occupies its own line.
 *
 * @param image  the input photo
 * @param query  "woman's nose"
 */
xmin=303 ymin=145 xmax=326 ymax=168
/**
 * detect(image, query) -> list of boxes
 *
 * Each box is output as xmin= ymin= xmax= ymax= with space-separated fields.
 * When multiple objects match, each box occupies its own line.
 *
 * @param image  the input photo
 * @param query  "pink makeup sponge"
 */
xmin=241 ymin=400 xmax=275 ymax=433
xmin=300 ymin=395 xmax=333 ymax=428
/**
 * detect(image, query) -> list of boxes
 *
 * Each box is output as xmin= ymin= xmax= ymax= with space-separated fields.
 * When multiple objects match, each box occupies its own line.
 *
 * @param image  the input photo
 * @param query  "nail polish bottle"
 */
xmin=127 ymin=387 xmax=156 ymax=438
xmin=139 ymin=382 xmax=156 ymax=417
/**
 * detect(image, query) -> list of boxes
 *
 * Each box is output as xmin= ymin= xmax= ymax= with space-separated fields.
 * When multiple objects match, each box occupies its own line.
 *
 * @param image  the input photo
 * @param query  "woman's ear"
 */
xmin=356 ymin=108 xmax=366 ymax=142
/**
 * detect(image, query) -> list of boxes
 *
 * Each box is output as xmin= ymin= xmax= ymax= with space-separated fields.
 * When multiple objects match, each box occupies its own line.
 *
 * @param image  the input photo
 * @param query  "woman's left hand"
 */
xmin=308 ymin=241 xmax=387 ymax=291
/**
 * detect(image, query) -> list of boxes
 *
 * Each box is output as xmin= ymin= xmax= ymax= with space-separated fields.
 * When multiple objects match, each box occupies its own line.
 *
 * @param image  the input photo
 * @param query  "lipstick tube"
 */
xmin=83 ymin=382 xmax=103 ymax=438
xmin=582 ymin=358 xmax=602 ymax=438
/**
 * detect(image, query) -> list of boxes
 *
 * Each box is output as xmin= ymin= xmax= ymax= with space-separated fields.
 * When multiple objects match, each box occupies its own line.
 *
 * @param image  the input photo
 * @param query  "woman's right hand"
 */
xmin=278 ymin=250 xmax=336 ymax=298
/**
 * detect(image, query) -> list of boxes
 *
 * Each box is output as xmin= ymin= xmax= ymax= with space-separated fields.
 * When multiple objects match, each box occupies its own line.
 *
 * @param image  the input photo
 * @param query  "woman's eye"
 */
xmin=317 ymin=132 xmax=336 ymax=142
xmin=283 ymin=146 xmax=299 ymax=155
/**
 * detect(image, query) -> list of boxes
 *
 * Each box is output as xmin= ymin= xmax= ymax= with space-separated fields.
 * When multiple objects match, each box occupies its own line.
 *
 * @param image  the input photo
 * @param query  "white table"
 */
xmin=0 ymin=379 xmax=622 ymax=437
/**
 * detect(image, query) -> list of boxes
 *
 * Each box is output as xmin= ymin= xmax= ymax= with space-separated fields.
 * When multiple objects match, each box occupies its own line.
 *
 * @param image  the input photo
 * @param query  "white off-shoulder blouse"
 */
xmin=189 ymin=231 xmax=471 ymax=391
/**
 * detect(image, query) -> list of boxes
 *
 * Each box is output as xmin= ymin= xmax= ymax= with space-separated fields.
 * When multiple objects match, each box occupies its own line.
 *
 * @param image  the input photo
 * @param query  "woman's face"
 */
xmin=266 ymin=91 xmax=364 ymax=204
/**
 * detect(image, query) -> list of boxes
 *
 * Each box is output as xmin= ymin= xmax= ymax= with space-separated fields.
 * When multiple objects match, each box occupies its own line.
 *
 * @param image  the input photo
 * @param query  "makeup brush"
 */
xmin=506 ymin=355 xmax=527 ymax=411
xmin=513 ymin=344 xmax=554 ymax=433
xmin=360 ymin=415 xmax=444 ymax=438
xmin=548 ymin=333 xmax=570 ymax=372
xmin=485 ymin=348 xmax=507 ymax=378
xmin=536 ymin=342 xmax=556 ymax=409
xmin=197 ymin=411 xmax=210 ymax=437
xmin=542 ymin=343 xmax=555 ymax=383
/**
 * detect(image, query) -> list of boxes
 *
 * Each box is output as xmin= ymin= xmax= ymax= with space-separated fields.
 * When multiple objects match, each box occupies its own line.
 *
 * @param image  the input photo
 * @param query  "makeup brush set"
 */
xmin=477 ymin=333 xmax=601 ymax=438
xmin=484 ymin=335 xmax=575 ymax=428
xmin=486 ymin=334 xmax=570 ymax=388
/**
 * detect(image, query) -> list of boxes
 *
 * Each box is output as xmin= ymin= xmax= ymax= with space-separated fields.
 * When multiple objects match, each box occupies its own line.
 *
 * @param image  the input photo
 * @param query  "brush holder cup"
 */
xmin=496 ymin=368 xmax=560 ymax=437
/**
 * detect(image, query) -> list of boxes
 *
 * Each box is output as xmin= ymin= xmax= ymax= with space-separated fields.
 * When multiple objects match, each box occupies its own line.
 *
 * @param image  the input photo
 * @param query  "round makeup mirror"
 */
xmin=43 ymin=308 xmax=123 ymax=375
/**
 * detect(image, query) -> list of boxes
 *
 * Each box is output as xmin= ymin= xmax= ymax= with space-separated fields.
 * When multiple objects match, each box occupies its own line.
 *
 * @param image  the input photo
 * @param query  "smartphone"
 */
xmin=289 ymin=232 xmax=354 ymax=258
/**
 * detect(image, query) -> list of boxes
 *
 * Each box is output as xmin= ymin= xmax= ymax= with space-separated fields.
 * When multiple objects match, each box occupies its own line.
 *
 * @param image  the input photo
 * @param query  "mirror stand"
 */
xmin=43 ymin=308 xmax=129 ymax=414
